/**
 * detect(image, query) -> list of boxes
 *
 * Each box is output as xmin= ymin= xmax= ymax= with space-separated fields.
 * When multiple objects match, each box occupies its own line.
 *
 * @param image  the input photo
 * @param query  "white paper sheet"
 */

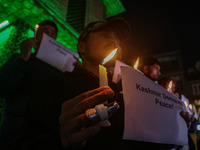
xmin=121 ymin=66 xmax=188 ymax=145
xmin=36 ymin=33 xmax=79 ymax=72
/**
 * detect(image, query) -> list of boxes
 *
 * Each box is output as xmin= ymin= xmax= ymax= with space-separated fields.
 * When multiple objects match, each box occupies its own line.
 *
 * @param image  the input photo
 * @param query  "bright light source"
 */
xmin=134 ymin=57 xmax=140 ymax=70
xmin=101 ymin=48 xmax=117 ymax=66
xmin=0 ymin=20 xmax=9 ymax=29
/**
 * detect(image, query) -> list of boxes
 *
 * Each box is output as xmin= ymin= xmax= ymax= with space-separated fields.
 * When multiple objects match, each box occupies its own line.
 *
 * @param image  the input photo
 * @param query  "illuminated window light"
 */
xmin=0 ymin=20 xmax=9 ymax=29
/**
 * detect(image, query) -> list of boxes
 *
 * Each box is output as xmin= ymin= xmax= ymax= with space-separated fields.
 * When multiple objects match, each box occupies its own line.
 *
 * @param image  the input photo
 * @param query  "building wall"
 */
xmin=154 ymin=50 xmax=200 ymax=114
xmin=154 ymin=51 xmax=187 ymax=96
xmin=188 ymin=80 xmax=200 ymax=110
xmin=85 ymin=0 xmax=106 ymax=25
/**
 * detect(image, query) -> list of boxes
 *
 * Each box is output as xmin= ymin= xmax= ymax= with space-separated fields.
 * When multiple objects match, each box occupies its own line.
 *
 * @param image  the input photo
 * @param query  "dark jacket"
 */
xmin=0 ymin=53 xmax=61 ymax=150
xmin=16 ymin=67 xmax=174 ymax=150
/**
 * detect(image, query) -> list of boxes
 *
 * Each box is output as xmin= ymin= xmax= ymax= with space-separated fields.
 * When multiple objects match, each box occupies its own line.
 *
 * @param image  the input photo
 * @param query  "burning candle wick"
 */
xmin=134 ymin=57 xmax=140 ymax=70
xmin=101 ymin=48 xmax=117 ymax=66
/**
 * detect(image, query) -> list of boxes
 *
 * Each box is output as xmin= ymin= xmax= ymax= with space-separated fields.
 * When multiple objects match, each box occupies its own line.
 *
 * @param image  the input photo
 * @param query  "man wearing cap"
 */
xmin=0 ymin=20 xmax=63 ymax=149
xmin=15 ymin=17 xmax=130 ymax=149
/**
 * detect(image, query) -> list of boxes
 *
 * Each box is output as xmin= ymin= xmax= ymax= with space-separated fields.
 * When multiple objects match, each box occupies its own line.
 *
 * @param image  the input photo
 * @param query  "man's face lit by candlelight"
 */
xmin=144 ymin=63 xmax=161 ymax=81
xmin=36 ymin=25 xmax=57 ymax=42
xmin=78 ymin=29 xmax=120 ymax=65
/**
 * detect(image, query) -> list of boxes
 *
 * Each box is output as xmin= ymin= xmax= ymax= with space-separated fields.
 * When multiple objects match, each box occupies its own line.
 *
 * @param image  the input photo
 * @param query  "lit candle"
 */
xmin=99 ymin=48 xmax=117 ymax=87
xmin=184 ymin=101 xmax=188 ymax=109
xmin=34 ymin=24 xmax=39 ymax=37
xmin=134 ymin=57 xmax=140 ymax=70
xmin=189 ymin=104 xmax=193 ymax=111
xmin=167 ymin=80 xmax=173 ymax=93
xmin=133 ymin=57 xmax=144 ymax=74
xmin=98 ymin=48 xmax=117 ymax=127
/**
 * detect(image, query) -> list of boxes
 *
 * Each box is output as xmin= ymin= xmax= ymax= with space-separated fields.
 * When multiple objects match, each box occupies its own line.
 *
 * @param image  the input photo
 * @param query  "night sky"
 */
xmin=117 ymin=1 xmax=200 ymax=71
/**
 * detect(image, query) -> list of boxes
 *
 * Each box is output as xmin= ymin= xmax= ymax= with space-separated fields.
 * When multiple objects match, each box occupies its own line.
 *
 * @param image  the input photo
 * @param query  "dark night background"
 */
xmin=116 ymin=1 xmax=200 ymax=72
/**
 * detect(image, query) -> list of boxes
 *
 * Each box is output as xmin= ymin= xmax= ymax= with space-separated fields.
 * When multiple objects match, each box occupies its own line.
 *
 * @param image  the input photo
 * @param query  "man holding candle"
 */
xmin=158 ymin=77 xmax=180 ymax=98
xmin=0 ymin=20 xmax=58 ymax=97
xmin=158 ymin=77 xmax=199 ymax=149
xmin=15 ymin=17 xmax=131 ymax=149
xmin=0 ymin=20 xmax=62 ymax=149
xmin=138 ymin=56 xmax=162 ymax=82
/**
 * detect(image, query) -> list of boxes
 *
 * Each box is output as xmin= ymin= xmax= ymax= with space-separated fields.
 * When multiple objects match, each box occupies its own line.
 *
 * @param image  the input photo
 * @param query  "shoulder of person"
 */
xmin=40 ymin=72 xmax=74 ymax=88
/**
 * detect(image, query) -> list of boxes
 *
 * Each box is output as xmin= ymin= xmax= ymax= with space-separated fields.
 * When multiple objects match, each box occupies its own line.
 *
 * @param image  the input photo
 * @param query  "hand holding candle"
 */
xmin=98 ymin=48 xmax=117 ymax=127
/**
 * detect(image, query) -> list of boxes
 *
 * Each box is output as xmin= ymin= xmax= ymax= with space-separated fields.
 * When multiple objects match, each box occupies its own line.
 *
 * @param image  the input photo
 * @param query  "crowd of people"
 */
xmin=0 ymin=17 xmax=199 ymax=150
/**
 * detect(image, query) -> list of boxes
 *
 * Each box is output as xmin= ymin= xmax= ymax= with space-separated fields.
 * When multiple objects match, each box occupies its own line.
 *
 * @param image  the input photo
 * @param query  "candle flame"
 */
xmin=134 ymin=57 xmax=140 ymax=70
xmin=184 ymin=101 xmax=188 ymax=108
xmin=168 ymin=80 xmax=173 ymax=89
xmin=101 ymin=48 xmax=117 ymax=66
xmin=189 ymin=104 xmax=193 ymax=111
xmin=35 ymin=24 xmax=39 ymax=30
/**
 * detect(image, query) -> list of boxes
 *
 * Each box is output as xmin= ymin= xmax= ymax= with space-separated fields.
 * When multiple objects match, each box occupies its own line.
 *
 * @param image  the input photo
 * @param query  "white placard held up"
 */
xmin=36 ymin=33 xmax=79 ymax=72
xmin=121 ymin=66 xmax=188 ymax=145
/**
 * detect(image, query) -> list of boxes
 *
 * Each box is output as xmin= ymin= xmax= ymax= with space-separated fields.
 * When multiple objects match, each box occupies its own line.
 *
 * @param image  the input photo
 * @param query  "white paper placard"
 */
xmin=121 ymin=66 xmax=188 ymax=145
xmin=36 ymin=33 xmax=79 ymax=72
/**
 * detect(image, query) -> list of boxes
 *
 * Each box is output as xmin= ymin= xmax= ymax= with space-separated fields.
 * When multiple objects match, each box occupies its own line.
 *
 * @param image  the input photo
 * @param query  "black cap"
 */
xmin=78 ymin=17 xmax=131 ymax=42
xmin=38 ymin=20 xmax=58 ymax=33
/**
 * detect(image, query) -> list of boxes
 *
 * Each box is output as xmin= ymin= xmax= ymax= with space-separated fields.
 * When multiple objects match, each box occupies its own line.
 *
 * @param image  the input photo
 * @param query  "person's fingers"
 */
xmin=73 ymin=61 xmax=82 ymax=68
xmin=73 ymin=56 xmax=80 ymax=62
xmin=185 ymin=112 xmax=191 ymax=120
xmin=61 ymin=86 xmax=113 ymax=111
xmin=67 ymin=124 xmax=100 ymax=148
xmin=61 ymin=88 xmax=114 ymax=120
xmin=180 ymin=111 xmax=189 ymax=121
xmin=180 ymin=111 xmax=189 ymax=126
xmin=60 ymin=128 xmax=69 ymax=148
xmin=21 ymin=38 xmax=34 ymax=44
xmin=60 ymin=113 xmax=95 ymax=133
xmin=180 ymin=111 xmax=195 ymax=127
xmin=75 ymin=89 xmax=114 ymax=113
xmin=23 ymin=38 xmax=37 ymax=46
xmin=180 ymin=111 xmax=185 ymax=117
xmin=188 ymin=113 xmax=194 ymax=122
xmin=60 ymin=115 xmax=100 ymax=149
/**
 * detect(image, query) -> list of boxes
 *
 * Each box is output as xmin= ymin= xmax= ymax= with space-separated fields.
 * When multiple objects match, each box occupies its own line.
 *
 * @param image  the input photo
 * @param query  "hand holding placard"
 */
xmin=36 ymin=33 xmax=79 ymax=72
xmin=121 ymin=66 xmax=188 ymax=145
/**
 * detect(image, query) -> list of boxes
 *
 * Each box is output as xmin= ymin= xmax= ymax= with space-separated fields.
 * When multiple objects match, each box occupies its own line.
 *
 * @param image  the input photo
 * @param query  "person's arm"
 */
xmin=180 ymin=111 xmax=194 ymax=127
xmin=0 ymin=38 xmax=37 ymax=98
xmin=17 ymin=73 xmax=114 ymax=149
xmin=59 ymin=86 xmax=114 ymax=149
xmin=0 ymin=54 xmax=29 ymax=98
